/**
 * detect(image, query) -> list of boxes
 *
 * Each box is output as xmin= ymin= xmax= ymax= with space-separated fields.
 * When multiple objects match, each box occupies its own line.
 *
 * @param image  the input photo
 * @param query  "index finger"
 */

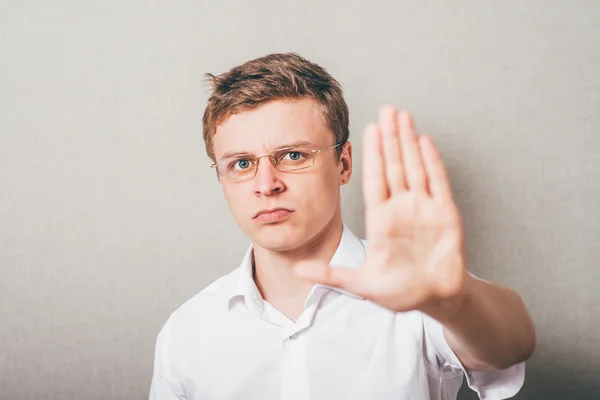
xmin=362 ymin=122 xmax=388 ymax=208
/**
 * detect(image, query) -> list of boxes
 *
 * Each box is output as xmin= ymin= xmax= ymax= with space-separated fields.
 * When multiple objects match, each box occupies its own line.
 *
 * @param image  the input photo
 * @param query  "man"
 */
xmin=149 ymin=53 xmax=535 ymax=400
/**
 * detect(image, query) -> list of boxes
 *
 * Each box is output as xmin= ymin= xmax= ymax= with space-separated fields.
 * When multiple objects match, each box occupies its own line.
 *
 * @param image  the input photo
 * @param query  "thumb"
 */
xmin=294 ymin=261 xmax=360 ymax=292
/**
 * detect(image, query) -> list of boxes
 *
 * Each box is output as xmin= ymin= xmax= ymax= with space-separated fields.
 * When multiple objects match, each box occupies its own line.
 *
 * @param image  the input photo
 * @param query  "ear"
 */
xmin=339 ymin=141 xmax=353 ymax=186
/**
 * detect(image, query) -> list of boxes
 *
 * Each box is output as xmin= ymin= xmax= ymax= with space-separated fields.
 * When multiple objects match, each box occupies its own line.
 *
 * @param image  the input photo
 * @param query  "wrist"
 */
xmin=421 ymin=272 xmax=474 ymax=325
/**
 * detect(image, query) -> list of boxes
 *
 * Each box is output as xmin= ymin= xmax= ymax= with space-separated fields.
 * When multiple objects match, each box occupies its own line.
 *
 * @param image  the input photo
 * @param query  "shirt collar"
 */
xmin=225 ymin=224 xmax=366 ymax=309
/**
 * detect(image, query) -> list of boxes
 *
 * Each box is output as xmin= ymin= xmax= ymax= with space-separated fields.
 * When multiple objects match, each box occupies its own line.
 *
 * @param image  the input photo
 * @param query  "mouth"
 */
xmin=253 ymin=208 xmax=294 ymax=222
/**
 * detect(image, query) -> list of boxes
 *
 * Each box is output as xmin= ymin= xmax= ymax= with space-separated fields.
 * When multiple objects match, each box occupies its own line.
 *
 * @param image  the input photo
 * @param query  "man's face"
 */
xmin=212 ymin=98 xmax=352 ymax=252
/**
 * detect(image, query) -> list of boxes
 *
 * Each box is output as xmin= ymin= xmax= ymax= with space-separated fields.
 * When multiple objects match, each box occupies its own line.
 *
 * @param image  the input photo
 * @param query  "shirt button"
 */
xmin=290 ymin=333 xmax=298 ymax=340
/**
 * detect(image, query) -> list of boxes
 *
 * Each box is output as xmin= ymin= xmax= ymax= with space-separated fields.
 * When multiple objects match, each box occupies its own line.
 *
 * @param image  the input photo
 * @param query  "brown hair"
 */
xmin=202 ymin=53 xmax=349 ymax=162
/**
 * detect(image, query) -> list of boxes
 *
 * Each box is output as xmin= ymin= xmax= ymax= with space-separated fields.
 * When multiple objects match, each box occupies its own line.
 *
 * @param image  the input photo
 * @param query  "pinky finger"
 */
xmin=419 ymin=135 xmax=453 ymax=202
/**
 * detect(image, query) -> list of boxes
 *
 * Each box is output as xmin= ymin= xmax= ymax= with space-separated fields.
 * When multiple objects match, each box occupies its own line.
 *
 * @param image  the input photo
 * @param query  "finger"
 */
xmin=398 ymin=111 xmax=427 ymax=193
xmin=362 ymin=122 xmax=388 ymax=207
xmin=419 ymin=135 xmax=453 ymax=201
xmin=294 ymin=261 xmax=363 ymax=294
xmin=378 ymin=105 xmax=407 ymax=193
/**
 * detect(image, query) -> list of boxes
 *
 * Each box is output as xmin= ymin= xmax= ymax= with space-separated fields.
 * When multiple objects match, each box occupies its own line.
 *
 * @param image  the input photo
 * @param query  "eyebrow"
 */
xmin=219 ymin=140 xmax=318 ymax=159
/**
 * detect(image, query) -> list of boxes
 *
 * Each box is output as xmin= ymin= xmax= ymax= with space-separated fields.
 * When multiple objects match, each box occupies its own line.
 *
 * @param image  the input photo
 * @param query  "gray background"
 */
xmin=1 ymin=1 xmax=599 ymax=399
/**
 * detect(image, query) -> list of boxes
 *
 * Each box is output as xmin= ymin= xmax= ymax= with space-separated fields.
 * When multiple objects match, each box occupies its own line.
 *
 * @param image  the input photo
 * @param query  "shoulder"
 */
xmin=160 ymin=268 xmax=240 ymax=337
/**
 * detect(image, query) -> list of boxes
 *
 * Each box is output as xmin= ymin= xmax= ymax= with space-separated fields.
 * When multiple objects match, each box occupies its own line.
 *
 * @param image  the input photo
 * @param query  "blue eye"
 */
xmin=235 ymin=159 xmax=251 ymax=170
xmin=227 ymin=159 xmax=252 ymax=171
xmin=283 ymin=151 xmax=306 ymax=162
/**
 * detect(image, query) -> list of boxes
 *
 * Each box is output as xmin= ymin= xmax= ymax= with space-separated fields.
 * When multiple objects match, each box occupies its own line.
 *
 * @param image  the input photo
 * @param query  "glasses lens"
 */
xmin=218 ymin=157 xmax=256 ymax=180
xmin=273 ymin=147 xmax=314 ymax=171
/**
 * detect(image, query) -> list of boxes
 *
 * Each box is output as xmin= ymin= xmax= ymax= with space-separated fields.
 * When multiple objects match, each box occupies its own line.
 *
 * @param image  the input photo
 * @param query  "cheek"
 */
xmin=300 ymin=169 xmax=340 ymax=207
xmin=222 ymin=184 xmax=251 ymax=216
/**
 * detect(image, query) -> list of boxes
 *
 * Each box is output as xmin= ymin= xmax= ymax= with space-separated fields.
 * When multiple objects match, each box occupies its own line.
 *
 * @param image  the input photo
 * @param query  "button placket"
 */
xmin=281 ymin=326 xmax=309 ymax=400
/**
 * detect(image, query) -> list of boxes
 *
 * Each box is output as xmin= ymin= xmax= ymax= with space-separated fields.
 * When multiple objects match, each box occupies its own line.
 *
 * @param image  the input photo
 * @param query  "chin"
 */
xmin=251 ymin=222 xmax=308 ymax=252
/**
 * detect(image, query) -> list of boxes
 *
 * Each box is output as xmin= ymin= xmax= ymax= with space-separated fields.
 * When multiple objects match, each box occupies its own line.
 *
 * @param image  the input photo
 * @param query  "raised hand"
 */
xmin=296 ymin=105 xmax=468 ymax=318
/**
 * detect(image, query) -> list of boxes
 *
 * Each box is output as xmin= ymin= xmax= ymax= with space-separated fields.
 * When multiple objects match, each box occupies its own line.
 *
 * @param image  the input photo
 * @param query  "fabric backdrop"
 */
xmin=1 ymin=1 xmax=598 ymax=399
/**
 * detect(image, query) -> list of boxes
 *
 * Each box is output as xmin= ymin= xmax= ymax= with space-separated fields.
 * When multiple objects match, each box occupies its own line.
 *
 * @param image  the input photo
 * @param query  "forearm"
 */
xmin=437 ymin=275 xmax=536 ymax=371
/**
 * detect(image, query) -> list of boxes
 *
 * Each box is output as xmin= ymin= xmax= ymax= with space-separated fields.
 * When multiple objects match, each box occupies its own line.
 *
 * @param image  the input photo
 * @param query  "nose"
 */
xmin=253 ymin=156 xmax=285 ymax=196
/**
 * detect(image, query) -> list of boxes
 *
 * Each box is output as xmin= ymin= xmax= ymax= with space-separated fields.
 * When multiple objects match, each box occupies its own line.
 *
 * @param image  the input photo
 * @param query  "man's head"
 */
xmin=202 ymin=53 xmax=352 ymax=252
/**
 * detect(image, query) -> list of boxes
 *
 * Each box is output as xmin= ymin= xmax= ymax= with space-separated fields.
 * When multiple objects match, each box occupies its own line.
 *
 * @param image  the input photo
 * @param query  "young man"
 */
xmin=149 ymin=53 xmax=535 ymax=400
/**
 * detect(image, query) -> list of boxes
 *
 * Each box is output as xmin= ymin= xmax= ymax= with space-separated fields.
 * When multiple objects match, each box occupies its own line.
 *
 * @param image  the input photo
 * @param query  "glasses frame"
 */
xmin=211 ymin=142 xmax=344 ymax=181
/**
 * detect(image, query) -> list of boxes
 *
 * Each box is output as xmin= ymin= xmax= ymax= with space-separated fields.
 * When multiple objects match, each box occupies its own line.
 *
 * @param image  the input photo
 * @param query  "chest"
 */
xmin=178 ymin=297 xmax=430 ymax=400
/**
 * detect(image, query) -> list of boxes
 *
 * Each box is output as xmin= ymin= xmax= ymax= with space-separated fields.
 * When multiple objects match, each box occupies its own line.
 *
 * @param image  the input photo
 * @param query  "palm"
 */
xmin=296 ymin=106 xmax=467 ymax=315
xmin=363 ymin=191 xmax=464 ymax=312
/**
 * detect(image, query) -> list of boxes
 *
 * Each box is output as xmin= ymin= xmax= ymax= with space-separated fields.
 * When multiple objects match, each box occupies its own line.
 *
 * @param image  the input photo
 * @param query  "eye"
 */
xmin=283 ymin=151 xmax=306 ymax=161
xmin=230 ymin=159 xmax=252 ymax=171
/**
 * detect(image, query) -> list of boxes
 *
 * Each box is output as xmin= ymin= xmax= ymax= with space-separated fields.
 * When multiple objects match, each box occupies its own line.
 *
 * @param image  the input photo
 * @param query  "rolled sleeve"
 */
xmin=424 ymin=314 xmax=525 ymax=400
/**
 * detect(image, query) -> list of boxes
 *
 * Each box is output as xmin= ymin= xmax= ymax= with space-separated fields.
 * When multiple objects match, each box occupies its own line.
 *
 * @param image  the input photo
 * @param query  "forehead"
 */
xmin=213 ymin=98 xmax=332 ymax=159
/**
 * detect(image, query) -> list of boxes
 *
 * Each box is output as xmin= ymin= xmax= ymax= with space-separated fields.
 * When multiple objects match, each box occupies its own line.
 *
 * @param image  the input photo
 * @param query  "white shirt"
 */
xmin=149 ymin=225 xmax=524 ymax=400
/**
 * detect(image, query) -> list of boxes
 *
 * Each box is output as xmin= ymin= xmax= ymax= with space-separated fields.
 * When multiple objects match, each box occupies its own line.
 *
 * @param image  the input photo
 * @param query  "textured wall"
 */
xmin=1 ymin=1 xmax=598 ymax=399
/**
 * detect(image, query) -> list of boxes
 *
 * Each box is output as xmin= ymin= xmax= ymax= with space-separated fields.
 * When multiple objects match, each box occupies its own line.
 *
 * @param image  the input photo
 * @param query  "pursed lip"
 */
xmin=253 ymin=207 xmax=294 ymax=219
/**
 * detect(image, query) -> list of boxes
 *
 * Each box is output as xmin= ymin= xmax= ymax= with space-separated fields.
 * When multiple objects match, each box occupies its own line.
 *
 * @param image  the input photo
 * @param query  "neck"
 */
xmin=252 ymin=214 xmax=344 ymax=321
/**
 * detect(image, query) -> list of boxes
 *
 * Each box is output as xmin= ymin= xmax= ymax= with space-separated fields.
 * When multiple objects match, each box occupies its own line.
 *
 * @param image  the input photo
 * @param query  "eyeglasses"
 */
xmin=211 ymin=142 xmax=343 ymax=181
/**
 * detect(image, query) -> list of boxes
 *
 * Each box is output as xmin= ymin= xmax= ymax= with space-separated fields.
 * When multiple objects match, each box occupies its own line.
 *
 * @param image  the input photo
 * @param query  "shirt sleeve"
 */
xmin=423 ymin=313 xmax=525 ymax=400
xmin=149 ymin=320 xmax=187 ymax=400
